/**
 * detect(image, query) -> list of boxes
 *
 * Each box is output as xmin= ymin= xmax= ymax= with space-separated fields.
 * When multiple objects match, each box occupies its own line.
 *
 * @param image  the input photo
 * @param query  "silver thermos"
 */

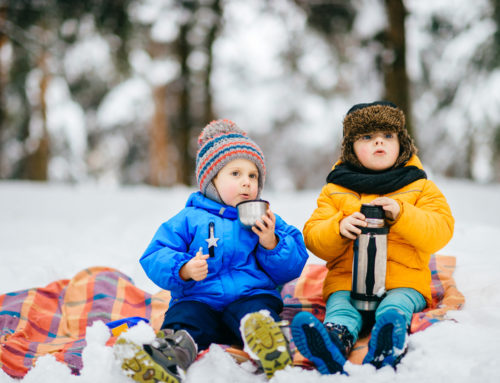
xmin=350 ymin=204 xmax=389 ymax=311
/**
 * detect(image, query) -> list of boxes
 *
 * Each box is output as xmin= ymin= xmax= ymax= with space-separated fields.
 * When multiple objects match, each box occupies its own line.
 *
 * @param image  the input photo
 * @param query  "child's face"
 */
xmin=213 ymin=158 xmax=259 ymax=207
xmin=353 ymin=131 xmax=400 ymax=171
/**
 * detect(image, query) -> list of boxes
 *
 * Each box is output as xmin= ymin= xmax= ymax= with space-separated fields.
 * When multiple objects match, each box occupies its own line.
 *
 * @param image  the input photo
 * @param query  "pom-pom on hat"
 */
xmin=340 ymin=101 xmax=417 ymax=169
xmin=196 ymin=119 xmax=266 ymax=203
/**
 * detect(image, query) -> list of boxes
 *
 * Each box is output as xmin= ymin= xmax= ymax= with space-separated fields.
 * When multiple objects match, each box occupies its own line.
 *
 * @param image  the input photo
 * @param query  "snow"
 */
xmin=1 ymin=178 xmax=500 ymax=382
xmin=17 ymin=0 xmax=496 ymax=190
xmin=96 ymin=77 xmax=154 ymax=129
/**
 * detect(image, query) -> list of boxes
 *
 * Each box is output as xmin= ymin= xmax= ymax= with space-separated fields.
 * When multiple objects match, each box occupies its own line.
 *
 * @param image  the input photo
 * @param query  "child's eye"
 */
xmin=385 ymin=133 xmax=394 ymax=139
xmin=362 ymin=134 xmax=372 ymax=140
xmin=249 ymin=173 xmax=258 ymax=179
xmin=231 ymin=171 xmax=239 ymax=176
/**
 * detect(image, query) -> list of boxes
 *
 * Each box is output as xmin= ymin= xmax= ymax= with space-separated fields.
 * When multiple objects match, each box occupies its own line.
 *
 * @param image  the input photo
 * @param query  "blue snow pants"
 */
xmin=161 ymin=294 xmax=283 ymax=350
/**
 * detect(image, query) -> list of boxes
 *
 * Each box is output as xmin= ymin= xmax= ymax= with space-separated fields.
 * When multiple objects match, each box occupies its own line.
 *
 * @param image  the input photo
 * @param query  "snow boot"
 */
xmin=290 ymin=311 xmax=352 ymax=375
xmin=240 ymin=311 xmax=293 ymax=379
xmin=363 ymin=309 xmax=408 ymax=369
xmin=324 ymin=322 xmax=354 ymax=357
xmin=115 ymin=329 xmax=197 ymax=383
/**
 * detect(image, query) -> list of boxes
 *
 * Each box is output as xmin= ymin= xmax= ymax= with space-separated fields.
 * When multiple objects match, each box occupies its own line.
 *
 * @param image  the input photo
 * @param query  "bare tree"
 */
xmin=382 ymin=0 xmax=412 ymax=137
xmin=176 ymin=18 xmax=194 ymax=186
xmin=2 ymin=0 xmax=133 ymax=182
xmin=0 ymin=6 xmax=6 ymax=178
xmin=149 ymin=84 xmax=171 ymax=186
xmin=24 ymin=49 xmax=50 ymax=180
xmin=173 ymin=0 xmax=223 ymax=186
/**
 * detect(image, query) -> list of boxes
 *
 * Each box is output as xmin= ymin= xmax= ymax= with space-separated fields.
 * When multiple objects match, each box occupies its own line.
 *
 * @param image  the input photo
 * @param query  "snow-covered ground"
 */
xmin=0 ymin=178 xmax=499 ymax=382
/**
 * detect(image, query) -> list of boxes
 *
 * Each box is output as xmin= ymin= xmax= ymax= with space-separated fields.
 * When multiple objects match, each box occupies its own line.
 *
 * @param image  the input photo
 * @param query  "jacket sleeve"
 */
xmin=140 ymin=211 xmax=197 ymax=292
xmin=254 ymin=214 xmax=308 ymax=285
xmin=302 ymin=185 xmax=352 ymax=262
xmin=390 ymin=180 xmax=454 ymax=253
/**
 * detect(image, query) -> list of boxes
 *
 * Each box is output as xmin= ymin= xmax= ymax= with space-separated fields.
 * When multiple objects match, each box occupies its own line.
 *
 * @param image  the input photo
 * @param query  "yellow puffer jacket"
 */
xmin=303 ymin=155 xmax=454 ymax=306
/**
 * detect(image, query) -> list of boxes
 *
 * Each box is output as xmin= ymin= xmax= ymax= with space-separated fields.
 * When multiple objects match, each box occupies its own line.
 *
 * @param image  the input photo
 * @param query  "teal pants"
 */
xmin=324 ymin=288 xmax=426 ymax=342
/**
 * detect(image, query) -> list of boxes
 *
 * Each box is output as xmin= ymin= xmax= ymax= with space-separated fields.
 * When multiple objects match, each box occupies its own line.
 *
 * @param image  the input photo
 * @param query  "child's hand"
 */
xmin=339 ymin=212 xmax=367 ymax=240
xmin=179 ymin=247 xmax=209 ymax=281
xmin=370 ymin=197 xmax=400 ymax=221
xmin=252 ymin=208 xmax=278 ymax=250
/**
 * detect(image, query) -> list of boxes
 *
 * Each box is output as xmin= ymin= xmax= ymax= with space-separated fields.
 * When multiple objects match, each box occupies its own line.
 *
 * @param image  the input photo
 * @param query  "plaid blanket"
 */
xmin=0 ymin=267 xmax=171 ymax=378
xmin=0 ymin=255 xmax=463 ymax=377
xmin=282 ymin=254 xmax=465 ymax=365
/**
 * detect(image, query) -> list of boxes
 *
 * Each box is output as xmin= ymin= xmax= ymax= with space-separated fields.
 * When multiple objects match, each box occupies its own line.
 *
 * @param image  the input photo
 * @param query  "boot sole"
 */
xmin=291 ymin=312 xmax=346 ymax=375
xmin=115 ymin=338 xmax=180 ymax=383
xmin=241 ymin=312 xmax=292 ymax=379
xmin=363 ymin=309 xmax=408 ymax=369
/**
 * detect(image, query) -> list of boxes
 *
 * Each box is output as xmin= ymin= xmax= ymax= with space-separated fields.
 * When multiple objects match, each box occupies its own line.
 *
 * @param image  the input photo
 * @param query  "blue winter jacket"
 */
xmin=140 ymin=192 xmax=308 ymax=311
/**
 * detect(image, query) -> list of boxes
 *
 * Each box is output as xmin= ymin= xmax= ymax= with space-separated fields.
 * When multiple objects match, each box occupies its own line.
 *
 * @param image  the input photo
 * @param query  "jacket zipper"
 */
xmin=208 ymin=222 xmax=215 ymax=258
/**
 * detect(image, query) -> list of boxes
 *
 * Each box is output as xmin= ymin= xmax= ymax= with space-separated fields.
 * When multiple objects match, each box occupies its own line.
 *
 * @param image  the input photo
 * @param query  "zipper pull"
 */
xmin=205 ymin=222 xmax=218 ymax=257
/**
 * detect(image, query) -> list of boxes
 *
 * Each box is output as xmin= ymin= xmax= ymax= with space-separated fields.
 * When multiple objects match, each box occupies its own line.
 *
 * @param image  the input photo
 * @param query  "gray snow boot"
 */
xmin=115 ymin=329 xmax=197 ymax=383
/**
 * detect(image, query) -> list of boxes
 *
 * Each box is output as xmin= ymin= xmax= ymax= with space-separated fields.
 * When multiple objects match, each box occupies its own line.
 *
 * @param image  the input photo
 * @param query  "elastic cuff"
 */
xmin=172 ymin=260 xmax=197 ymax=288
xmin=259 ymin=232 xmax=284 ymax=254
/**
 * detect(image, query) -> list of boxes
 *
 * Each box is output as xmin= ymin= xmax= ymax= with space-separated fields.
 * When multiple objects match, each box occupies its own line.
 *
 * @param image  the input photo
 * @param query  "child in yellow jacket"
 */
xmin=291 ymin=101 xmax=454 ymax=374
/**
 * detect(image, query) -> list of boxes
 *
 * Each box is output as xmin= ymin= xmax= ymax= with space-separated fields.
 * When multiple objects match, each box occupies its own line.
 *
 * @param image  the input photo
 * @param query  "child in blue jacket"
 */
xmin=117 ymin=119 xmax=308 ymax=383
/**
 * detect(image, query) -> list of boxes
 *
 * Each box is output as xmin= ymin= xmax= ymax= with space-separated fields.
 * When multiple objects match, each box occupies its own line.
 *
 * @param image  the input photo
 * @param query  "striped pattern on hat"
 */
xmin=196 ymin=119 xmax=266 ymax=201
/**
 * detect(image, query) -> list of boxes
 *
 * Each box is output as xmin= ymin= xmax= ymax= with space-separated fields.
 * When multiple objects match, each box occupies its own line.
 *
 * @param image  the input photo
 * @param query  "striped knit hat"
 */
xmin=196 ymin=119 xmax=266 ymax=203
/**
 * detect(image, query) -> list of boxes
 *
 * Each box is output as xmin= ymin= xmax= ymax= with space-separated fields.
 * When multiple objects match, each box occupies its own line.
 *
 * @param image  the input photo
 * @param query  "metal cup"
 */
xmin=236 ymin=200 xmax=269 ymax=229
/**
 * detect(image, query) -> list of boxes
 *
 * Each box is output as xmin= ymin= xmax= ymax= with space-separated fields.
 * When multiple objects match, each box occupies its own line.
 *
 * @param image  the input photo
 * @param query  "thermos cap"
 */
xmin=360 ymin=204 xmax=385 ymax=219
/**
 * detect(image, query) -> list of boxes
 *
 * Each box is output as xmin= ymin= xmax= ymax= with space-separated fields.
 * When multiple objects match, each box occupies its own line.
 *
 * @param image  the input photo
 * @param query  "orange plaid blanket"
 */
xmin=0 ymin=267 xmax=171 ymax=378
xmin=0 ymin=255 xmax=463 ymax=377
xmin=281 ymin=254 xmax=465 ymax=365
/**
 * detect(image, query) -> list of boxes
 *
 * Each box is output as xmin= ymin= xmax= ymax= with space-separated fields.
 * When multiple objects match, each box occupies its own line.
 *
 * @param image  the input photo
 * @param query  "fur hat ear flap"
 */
xmin=394 ymin=129 xmax=418 ymax=167
xmin=340 ymin=101 xmax=417 ymax=169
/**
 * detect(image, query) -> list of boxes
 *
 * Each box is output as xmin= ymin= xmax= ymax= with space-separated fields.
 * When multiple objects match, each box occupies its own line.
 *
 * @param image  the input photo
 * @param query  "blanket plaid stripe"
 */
xmin=0 ymin=255 xmax=463 ymax=377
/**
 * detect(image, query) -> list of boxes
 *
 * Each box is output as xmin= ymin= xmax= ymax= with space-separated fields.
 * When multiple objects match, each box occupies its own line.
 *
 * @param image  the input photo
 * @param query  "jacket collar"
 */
xmin=326 ymin=154 xmax=427 ymax=195
xmin=186 ymin=192 xmax=238 ymax=219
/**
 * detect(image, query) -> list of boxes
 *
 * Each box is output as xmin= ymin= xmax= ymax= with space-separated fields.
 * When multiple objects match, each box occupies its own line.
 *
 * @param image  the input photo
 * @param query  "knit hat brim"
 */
xmin=196 ymin=119 xmax=266 ymax=203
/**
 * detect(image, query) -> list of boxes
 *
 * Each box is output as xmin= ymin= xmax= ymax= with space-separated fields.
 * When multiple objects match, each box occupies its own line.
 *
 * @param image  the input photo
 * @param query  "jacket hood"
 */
xmin=186 ymin=191 xmax=238 ymax=220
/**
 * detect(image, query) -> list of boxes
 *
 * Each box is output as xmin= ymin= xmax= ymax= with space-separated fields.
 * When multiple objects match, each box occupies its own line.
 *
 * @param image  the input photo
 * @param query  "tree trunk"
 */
xmin=149 ymin=84 xmax=171 ymax=186
xmin=383 ymin=0 xmax=413 ymax=137
xmin=0 ymin=7 xmax=6 ymax=178
xmin=203 ymin=0 xmax=222 ymax=124
xmin=177 ymin=21 xmax=193 ymax=186
xmin=25 ymin=51 xmax=50 ymax=181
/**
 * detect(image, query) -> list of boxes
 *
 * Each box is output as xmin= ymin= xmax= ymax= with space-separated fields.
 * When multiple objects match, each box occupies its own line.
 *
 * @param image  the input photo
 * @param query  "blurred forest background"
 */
xmin=1 ymin=0 xmax=500 ymax=191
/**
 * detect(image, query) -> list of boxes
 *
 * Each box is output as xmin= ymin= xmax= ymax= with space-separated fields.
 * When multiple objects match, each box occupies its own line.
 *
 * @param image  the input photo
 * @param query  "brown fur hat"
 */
xmin=340 ymin=101 xmax=417 ymax=169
